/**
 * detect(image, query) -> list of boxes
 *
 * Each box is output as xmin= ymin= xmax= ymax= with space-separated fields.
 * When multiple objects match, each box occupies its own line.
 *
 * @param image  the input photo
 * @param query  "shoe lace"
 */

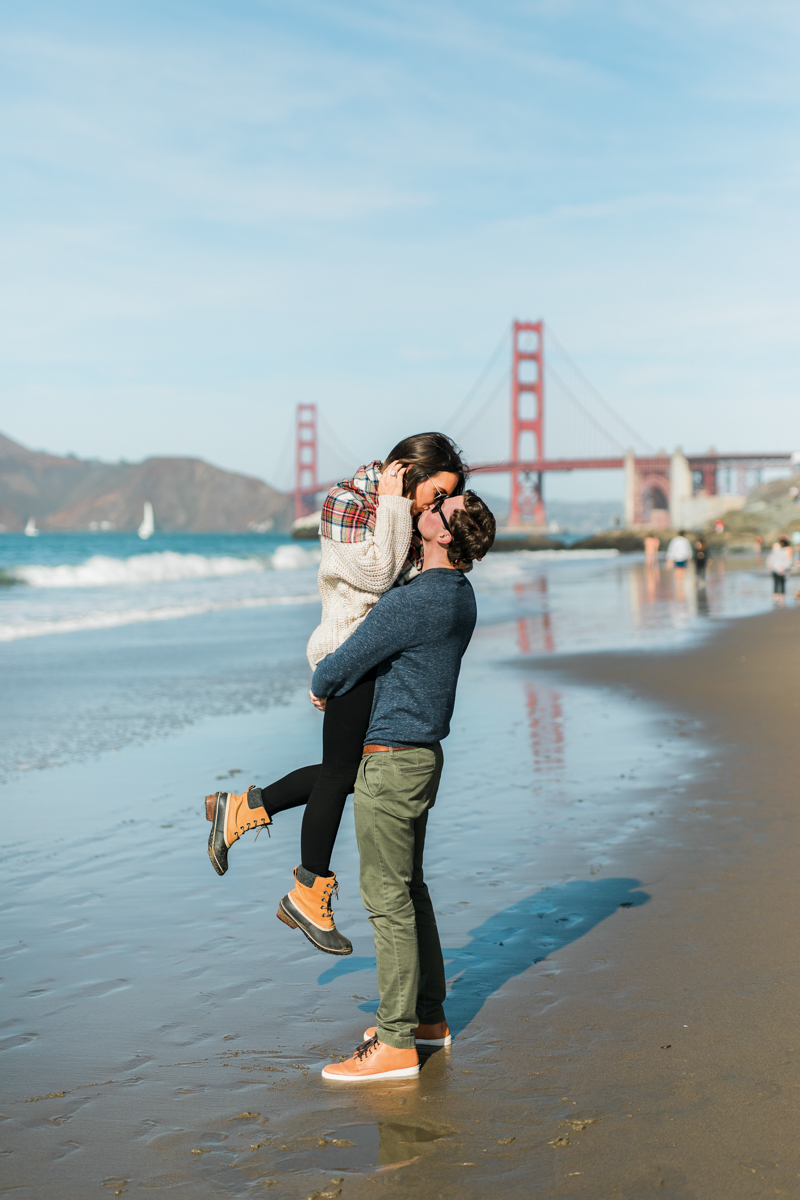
xmin=238 ymin=815 xmax=271 ymax=835
xmin=354 ymin=1035 xmax=378 ymax=1061
xmin=320 ymin=877 xmax=339 ymax=916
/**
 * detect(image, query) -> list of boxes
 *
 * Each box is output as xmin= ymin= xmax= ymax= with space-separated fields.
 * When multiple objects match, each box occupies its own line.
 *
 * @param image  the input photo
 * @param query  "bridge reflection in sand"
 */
xmin=515 ymin=578 xmax=565 ymax=779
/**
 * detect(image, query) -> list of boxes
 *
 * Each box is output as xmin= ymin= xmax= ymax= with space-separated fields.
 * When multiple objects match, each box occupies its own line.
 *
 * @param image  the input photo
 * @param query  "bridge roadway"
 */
xmin=299 ymin=452 xmax=791 ymax=501
xmin=470 ymin=452 xmax=791 ymax=475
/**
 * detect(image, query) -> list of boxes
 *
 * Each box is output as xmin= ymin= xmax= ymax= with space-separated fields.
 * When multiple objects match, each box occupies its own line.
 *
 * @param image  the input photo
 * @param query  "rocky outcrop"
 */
xmin=705 ymin=477 xmax=800 ymax=549
xmin=0 ymin=432 xmax=294 ymax=532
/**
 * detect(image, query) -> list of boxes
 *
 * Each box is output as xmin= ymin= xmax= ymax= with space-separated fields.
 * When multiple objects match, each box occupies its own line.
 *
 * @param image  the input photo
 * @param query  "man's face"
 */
xmin=417 ymin=494 xmax=465 ymax=545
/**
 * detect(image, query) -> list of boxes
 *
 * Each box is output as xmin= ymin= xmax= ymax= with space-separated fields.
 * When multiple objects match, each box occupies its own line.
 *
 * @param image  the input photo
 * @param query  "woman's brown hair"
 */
xmin=382 ymin=432 xmax=467 ymax=500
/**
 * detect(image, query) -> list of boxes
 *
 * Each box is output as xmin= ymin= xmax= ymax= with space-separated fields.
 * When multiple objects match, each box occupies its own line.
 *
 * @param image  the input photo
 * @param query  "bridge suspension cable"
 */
xmin=318 ymin=411 xmax=359 ymax=480
xmin=269 ymin=415 xmax=296 ymax=492
xmin=451 ymin=372 xmax=509 ymax=447
xmin=546 ymin=362 xmax=627 ymax=456
xmin=442 ymin=324 xmax=512 ymax=439
xmin=546 ymin=326 xmax=653 ymax=454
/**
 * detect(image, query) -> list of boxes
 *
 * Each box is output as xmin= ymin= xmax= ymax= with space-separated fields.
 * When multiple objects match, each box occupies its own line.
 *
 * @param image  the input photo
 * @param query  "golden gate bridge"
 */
xmin=290 ymin=321 xmax=793 ymax=531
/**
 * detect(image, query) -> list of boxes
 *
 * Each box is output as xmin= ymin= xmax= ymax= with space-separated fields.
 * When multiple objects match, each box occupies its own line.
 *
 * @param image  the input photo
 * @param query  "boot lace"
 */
xmin=320 ymin=877 xmax=339 ymax=916
xmin=236 ymin=786 xmax=271 ymax=838
xmin=238 ymin=815 xmax=271 ymax=836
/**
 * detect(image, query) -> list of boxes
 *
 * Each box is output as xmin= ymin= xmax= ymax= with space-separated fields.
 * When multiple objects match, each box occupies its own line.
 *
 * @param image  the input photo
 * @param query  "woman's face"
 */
xmin=411 ymin=471 xmax=460 ymax=517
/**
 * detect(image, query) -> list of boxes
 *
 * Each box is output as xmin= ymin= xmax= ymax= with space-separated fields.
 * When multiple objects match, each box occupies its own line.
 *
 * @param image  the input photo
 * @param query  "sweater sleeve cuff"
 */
xmin=374 ymin=493 xmax=413 ymax=538
xmin=311 ymin=660 xmax=328 ymax=696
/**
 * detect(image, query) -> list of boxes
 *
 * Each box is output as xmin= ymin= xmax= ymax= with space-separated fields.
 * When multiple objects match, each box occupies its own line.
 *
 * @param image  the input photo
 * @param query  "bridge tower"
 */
xmin=509 ymin=320 xmax=546 ymax=528
xmin=295 ymin=403 xmax=318 ymax=520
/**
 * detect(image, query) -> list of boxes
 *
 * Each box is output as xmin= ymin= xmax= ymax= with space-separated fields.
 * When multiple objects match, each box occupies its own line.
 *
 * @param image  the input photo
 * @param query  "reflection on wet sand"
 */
xmin=627 ymin=557 xmax=731 ymax=630
xmin=264 ymin=1117 xmax=453 ymax=1171
xmin=515 ymin=584 xmax=565 ymax=777
xmin=523 ymin=680 xmax=565 ymax=777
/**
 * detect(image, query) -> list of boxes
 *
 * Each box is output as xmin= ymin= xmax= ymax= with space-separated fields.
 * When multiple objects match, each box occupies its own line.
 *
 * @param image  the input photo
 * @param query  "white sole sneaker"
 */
xmin=321 ymin=1063 xmax=420 ymax=1082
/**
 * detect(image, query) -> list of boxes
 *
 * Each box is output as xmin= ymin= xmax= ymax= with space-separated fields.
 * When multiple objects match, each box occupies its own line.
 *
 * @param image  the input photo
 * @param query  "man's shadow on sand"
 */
xmin=318 ymin=877 xmax=649 ymax=1037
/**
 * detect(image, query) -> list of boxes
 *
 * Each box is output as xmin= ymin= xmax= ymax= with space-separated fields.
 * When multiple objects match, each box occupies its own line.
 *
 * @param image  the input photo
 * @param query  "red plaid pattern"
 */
xmin=319 ymin=461 xmax=380 ymax=542
xmin=319 ymin=461 xmax=422 ymax=578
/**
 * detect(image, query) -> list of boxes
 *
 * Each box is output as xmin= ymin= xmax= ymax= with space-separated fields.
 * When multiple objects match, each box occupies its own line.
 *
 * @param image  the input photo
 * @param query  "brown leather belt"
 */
xmin=363 ymin=744 xmax=417 ymax=755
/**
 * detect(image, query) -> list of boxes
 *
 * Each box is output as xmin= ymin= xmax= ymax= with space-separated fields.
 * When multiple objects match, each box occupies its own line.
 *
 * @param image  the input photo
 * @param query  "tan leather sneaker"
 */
xmin=362 ymin=1021 xmax=451 ymax=1047
xmin=206 ymin=785 xmax=271 ymax=876
xmin=277 ymin=866 xmax=352 ymax=956
xmin=322 ymin=1036 xmax=419 ymax=1082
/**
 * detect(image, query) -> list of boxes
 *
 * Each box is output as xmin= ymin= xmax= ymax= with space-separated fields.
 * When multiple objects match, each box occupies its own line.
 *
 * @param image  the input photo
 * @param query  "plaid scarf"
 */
xmin=319 ymin=460 xmax=423 ymax=580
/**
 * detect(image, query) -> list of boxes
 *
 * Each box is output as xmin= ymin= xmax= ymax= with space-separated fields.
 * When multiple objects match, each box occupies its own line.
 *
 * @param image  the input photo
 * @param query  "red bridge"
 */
xmin=292 ymin=321 xmax=793 ymax=530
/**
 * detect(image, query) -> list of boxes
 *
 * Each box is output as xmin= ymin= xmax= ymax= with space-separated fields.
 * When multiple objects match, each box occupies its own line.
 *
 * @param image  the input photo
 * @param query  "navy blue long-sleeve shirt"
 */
xmin=311 ymin=568 xmax=477 ymax=748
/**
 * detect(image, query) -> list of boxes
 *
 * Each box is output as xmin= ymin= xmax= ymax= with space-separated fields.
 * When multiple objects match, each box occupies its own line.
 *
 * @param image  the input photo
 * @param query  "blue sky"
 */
xmin=1 ymin=0 xmax=798 ymax=499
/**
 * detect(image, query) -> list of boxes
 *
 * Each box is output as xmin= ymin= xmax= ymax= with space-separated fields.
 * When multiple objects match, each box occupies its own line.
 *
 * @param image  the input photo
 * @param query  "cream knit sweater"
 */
xmin=305 ymin=493 xmax=414 ymax=670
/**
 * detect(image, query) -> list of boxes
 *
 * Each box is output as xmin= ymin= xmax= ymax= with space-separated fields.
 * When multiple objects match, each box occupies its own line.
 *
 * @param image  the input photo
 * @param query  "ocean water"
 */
xmin=0 ymin=531 xmax=780 ymax=646
xmin=0 ymin=533 xmax=781 ymax=784
xmin=0 ymin=532 xmax=321 ymax=641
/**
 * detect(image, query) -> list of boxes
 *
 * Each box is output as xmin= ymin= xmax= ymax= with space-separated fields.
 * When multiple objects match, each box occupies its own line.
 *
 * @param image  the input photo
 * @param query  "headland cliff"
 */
xmin=0 ymin=433 xmax=293 ymax=533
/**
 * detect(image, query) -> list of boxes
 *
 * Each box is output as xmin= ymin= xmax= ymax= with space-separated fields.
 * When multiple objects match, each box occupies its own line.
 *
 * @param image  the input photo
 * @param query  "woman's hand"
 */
xmin=377 ymin=461 xmax=407 ymax=497
xmin=309 ymin=690 xmax=327 ymax=712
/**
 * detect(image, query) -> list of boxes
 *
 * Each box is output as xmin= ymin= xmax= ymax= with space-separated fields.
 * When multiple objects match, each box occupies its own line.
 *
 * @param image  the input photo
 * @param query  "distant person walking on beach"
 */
xmin=205 ymin=433 xmax=467 ymax=954
xmin=766 ymin=536 xmax=793 ymax=607
xmin=666 ymin=530 xmax=693 ymax=597
xmin=693 ymin=537 xmax=710 ymax=587
xmin=644 ymin=534 xmax=660 ymax=567
xmin=311 ymin=490 xmax=495 ymax=1082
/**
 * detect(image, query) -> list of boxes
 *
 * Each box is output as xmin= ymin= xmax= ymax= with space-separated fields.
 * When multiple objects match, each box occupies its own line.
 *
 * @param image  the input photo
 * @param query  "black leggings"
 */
xmin=257 ymin=669 xmax=376 ymax=878
xmin=773 ymin=572 xmax=786 ymax=595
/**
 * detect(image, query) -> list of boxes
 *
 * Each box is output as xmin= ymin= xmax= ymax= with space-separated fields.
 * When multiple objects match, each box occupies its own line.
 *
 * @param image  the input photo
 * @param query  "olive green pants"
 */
xmin=353 ymin=745 xmax=447 ymax=1050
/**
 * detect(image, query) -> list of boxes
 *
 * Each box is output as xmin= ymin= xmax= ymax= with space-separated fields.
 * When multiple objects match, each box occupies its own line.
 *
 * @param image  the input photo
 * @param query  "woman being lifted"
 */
xmin=205 ymin=432 xmax=467 ymax=955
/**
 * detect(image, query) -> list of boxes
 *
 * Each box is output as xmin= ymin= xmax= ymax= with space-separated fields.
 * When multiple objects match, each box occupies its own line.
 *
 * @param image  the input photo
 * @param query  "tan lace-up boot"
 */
xmin=277 ymin=866 xmax=353 ymax=956
xmin=206 ymin=785 xmax=271 ymax=876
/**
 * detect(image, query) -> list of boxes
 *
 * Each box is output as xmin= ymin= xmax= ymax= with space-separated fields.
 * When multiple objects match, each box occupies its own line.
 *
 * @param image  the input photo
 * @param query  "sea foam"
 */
xmin=13 ymin=547 xmax=320 ymax=588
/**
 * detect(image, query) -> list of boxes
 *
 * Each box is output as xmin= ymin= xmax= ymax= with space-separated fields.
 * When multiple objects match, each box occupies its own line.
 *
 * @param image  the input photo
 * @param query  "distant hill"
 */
xmin=0 ymin=433 xmax=294 ymax=533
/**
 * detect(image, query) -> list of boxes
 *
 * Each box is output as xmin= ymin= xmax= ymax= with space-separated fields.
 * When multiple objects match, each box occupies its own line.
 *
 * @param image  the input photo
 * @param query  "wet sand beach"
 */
xmin=2 ymin=556 xmax=799 ymax=1198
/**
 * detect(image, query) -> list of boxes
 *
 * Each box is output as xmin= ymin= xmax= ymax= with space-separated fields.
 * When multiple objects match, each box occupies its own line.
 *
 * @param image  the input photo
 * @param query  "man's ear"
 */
xmin=437 ymin=529 xmax=452 ymax=546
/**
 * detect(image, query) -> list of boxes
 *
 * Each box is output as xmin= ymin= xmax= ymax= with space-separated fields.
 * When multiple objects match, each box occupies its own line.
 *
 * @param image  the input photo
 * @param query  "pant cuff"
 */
xmin=416 ymin=1006 xmax=446 ymax=1025
xmin=377 ymin=1028 xmax=416 ymax=1050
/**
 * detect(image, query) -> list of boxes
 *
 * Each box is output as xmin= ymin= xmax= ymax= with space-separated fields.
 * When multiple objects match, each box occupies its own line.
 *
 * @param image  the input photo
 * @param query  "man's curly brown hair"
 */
xmin=446 ymin=491 xmax=496 ymax=570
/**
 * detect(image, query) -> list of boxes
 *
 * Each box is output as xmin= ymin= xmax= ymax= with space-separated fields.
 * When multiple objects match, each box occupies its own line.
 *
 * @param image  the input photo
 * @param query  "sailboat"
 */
xmin=24 ymin=517 xmax=39 ymax=537
xmin=137 ymin=501 xmax=155 ymax=540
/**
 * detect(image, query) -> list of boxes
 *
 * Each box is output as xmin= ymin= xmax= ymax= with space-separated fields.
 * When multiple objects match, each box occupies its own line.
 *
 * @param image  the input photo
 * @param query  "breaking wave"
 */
xmin=12 ymin=547 xmax=321 ymax=588
xmin=270 ymin=544 xmax=321 ymax=571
